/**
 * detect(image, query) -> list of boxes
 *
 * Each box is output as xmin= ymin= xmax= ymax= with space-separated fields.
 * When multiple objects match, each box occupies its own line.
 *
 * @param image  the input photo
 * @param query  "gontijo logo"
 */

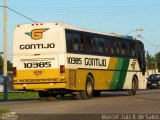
xmin=25 ymin=28 xmax=49 ymax=40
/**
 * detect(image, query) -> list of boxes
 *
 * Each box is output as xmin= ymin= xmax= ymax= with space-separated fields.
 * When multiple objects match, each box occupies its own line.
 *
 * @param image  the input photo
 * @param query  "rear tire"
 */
xmin=81 ymin=75 xmax=93 ymax=99
xmin=127 ymin=76 xmax=138 ymax=96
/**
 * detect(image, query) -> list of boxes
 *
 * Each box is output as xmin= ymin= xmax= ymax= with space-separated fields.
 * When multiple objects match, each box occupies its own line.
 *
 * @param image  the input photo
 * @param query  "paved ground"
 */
xmin=0 ymin=89 xmax=160 ymax=114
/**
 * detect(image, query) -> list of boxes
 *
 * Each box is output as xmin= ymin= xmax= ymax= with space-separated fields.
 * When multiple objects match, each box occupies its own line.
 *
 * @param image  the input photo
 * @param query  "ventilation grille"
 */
xmin=69 ymin=69 xmax=77 ymax=88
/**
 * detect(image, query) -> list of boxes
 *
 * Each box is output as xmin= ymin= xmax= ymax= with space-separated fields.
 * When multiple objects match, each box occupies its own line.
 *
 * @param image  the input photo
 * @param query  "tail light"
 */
xmin=60 ymin=65 xmax=65 ymax=74
xmin=13 ymin=67 xmax=17 ymax=77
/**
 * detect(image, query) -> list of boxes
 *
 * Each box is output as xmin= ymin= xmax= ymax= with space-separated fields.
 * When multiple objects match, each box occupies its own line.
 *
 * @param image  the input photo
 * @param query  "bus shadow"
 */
xmin=56 ymin=91 xmax=129 ymax=101
xmin=100 ymin=91 xmax=129 ymax=97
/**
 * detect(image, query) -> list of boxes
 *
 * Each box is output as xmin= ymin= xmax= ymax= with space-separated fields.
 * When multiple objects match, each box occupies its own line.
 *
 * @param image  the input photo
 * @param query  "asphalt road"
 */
xmin=0 ymin=89 xmax=160 ymax=115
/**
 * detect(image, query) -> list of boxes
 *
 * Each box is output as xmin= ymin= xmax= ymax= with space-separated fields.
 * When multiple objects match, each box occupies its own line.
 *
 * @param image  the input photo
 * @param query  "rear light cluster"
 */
xmin=60 ymin=65 xmax=65 ymax=74
xmin=13 ymin=67 xmax=17 ymax=77
xmin=13 ymin=65 xmax=65 ymax=77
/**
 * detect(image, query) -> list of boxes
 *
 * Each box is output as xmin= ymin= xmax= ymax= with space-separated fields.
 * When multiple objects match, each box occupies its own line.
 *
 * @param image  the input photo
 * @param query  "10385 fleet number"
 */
xmin=24 ymin=62 xmax=51 ymax=68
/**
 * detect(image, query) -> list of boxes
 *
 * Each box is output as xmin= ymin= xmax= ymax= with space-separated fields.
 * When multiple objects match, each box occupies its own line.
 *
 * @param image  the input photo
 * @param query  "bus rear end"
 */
xmin=13 ymin=23 xmax=67 ymax=97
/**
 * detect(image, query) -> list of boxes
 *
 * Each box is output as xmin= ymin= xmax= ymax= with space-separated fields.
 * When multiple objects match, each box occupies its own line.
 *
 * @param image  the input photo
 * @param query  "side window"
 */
xmin=121 ymin=42 xmax=126 ymax=55
xmin=86 ymin=35 xmax=92 ymax=52
xmin=121 ymin=41 xmax=131 ymax=56
xmin=104 ymin=38 xmax=110 ymax=54
xmin=80 ymin=34 xmax=85 ymax=52
xmin=66 ymin=32 xmax=73 ymax=52
xmin=66 ymin=31 xmax=82 ymax=52
xmin=135 ymin=41 xmax=146 ymax=75
xmin=99 ymin=37 xmax=105 ymax=54
xmin=130 ymin=42 xmax=135 ymax=57
xmin=111 ymin=40 xmax=121 ymax=55
xmin=73 ymin=33 xmax=81 ymax=51
xmin=92 ymin=36 xmax=99 ymax=53
xmin=111 ymin=40 xmax=116 ymax=55
xmin=115 ymin=41 xmax=121 ymax=55
xmin=126 ymin=42 xmax=130 ymax=56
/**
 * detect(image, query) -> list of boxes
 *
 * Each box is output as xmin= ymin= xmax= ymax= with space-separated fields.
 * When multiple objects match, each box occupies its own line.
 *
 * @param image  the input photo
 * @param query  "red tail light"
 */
xmin=13 ymin=67 xmax=17 ymax=77
xmin=60 ymin=65 xmax=65 ymax=74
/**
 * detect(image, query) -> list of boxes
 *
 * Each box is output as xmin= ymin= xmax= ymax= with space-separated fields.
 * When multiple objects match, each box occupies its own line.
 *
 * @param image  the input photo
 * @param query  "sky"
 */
xmin=0 ymin=0 xmax=160 ymax=61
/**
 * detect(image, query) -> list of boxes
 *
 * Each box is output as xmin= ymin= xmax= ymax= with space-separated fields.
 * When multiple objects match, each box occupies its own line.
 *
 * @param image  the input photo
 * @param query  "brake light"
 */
xmin=60 ymin=65 xmax=65 ymax=74
xmin=13 ymin=67 xmax=17 ymax=77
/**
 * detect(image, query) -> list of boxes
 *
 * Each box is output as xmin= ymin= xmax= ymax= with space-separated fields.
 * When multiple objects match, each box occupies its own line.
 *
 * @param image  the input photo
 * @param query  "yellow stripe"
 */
xmin=108 ymin=57 xmax=117 ymax=69
xmin=14 ymin=69 xmax=64 ymax=80
xmin=104 ymin=57 xmax=118 ymax=89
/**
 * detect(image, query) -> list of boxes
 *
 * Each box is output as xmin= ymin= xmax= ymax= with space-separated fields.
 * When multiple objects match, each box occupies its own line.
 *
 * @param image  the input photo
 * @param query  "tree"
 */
xmin=7 ymin=60 xmax=13 ymax=71
xmin=155 ymin=51 xmax=160 ymax=72
xmin=145 ymin=52 xmax=155 ymax=69
xmin=0 ymin=55 xmax=3 ymax=73
xmin=0 ymin=54 xmax=13 ymax=73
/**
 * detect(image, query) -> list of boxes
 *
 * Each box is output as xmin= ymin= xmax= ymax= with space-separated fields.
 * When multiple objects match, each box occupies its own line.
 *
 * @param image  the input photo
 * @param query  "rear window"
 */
xmin=149 ymin=74 xmax=160 ymax=79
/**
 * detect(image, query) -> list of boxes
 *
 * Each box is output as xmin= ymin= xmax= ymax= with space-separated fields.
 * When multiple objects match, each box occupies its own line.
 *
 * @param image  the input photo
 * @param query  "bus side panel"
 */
xmin=71 ymin=69 xmax=115 ymax=90
xmin=123 ymin=59 xmax=147 ymax=89
xmin=66 ymin=57 xmax=147 ymax=91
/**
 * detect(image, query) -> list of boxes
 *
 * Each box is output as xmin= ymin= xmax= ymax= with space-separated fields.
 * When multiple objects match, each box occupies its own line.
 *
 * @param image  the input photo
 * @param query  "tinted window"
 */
xmin=115 ymin=41 xmax=121 ymax=54
xmin=111 ymin=40 xmax=116 ymax=54
xmin=86 ymin=35 xmax=92 ymax=52
xmin=66 ymin=32 xmax=73 ymax=51
xmin=99 ymin=37 xmax=105 ymax=54
xmin=121 ymin=41 xmax=131 ymax=56
xmin=130 ymin=42 xmax=136 ymax=57
xmin=135 ymin=41 xmax=146 ymax=75
xmin=66 ymin=31 xmax=82 ymax=52
xmin=104 ymin=38 xmax=110 ymax=54
xmin=111 ymin=40 xmax=121 ymax=55
xmin=73 ymin=33 xmax=81 ymax=51
xmin=65 ymin=29 xmax=143 ymax=60
xmin=92 ymin=36 xmax=99 ymax=53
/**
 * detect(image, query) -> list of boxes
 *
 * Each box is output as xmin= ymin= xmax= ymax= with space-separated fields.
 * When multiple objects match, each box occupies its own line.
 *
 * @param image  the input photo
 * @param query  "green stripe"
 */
xmin=110 ymin=58 xmax=123 ymax=89
xmin=116 ymin=58 xmax=130 ymax=89
xmin=110 ymin=58 xmax=130 ymax=89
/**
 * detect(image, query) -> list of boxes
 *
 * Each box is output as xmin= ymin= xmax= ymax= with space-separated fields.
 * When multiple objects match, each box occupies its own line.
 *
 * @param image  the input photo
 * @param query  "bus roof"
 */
xmin=16 ymin=22 xmax=135 ymax=40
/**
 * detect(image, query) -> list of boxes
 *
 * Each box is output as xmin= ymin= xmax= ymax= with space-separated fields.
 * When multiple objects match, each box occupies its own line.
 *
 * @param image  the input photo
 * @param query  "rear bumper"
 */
xmin=13 ymin=82 xmax=67 ymax=91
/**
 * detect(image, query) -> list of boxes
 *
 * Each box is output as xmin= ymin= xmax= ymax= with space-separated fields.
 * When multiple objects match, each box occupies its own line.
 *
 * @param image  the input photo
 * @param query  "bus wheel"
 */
xmin=93 ymin=90 xmax=101 ymax=97
xmin=127 ymin=76 xmax=138 ymax=96
xmin=81 ymin=75 xmax=93 ymax=99
xmin=38 ymin=91 xmax=47 ymax=101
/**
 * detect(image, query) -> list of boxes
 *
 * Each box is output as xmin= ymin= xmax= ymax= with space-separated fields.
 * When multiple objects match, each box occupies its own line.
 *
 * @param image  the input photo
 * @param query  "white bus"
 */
xmin=13 ymin=22 xmax=147 ymax=100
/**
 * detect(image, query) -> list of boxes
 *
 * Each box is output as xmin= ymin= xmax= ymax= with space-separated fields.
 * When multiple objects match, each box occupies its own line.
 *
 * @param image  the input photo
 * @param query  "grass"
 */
xmin=0 ymin=109 xmax=10 ymax=115
xmin=0 ymin=92 xmax=39 ymax=100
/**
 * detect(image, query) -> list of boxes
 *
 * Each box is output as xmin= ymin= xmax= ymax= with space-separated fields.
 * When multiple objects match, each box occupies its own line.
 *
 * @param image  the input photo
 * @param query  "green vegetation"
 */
xmin=0 ymin=109 xmax=10 ymax=114
xmin=156 ymin=52 xmax=160 ymax=72
xmin=0 ymin=92 xmax=39 ymax=100
xmin=0 ymin=54 xmax=12 ymax=72
xmin=146 ymin=52 xmax=160 ymax=72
